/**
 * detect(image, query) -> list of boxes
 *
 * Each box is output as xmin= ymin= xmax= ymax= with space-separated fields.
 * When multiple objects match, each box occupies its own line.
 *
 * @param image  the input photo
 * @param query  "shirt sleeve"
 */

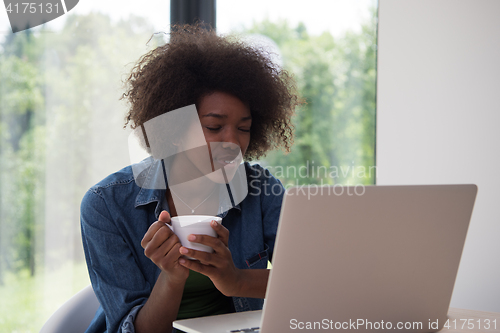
xmin=121 ymin=304 xmax=143 ymax=333
xmin=258 ymin=166 xmax=285 ymax=263
xmin=81 ymin=188 xmax=151 ymax=333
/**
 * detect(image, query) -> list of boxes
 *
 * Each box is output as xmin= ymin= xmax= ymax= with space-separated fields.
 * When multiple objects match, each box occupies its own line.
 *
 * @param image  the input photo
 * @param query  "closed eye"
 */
xmin=239 ymin=128 xmax=251 ymax=133
xmin=206 ymin=127 xmax=221 ymax=132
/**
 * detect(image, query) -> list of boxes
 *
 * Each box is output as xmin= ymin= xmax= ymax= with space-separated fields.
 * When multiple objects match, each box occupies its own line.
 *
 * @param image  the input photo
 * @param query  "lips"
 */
xmin=215 ymin=154 xmax=240 ymax=166
xmin=210 ymin=149 xmax=241 ymax=169
xmin=208 ymin=142 xmax=242 ymax=171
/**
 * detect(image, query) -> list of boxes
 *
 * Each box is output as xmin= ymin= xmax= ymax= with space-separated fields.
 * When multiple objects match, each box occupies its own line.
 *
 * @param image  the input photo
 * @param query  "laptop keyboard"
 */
xmin=229 ymin=327 xmax=260 ymax=333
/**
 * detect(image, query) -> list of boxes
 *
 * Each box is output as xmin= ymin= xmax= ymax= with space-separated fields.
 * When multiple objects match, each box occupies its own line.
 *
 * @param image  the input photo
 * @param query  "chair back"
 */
xmin=40 ymin=285 xmax=99 ymax=333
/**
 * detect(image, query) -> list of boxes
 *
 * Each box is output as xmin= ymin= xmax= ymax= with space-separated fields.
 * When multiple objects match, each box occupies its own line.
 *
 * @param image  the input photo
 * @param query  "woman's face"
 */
xmin=179 ymin=91 xmax=252 ymax=183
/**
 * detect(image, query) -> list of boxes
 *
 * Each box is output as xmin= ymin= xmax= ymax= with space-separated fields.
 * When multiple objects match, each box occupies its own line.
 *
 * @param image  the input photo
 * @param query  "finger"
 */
xmin=179 ymin=256 xmax=215 ymax=276
xmin=180 ymin=246 xmax=214 ymax=263
xmin=158 ymin=210 xmax=171 ymax=224
xmin=143 ymin=224 xmax=175 ymax=258
xmin=179 ymin=245 xmax=230 ymax=269
xmin=159 ymin=242 xmax=184 ymax=269
xmin=161 ymin=211 xmax=174 ymax=232
xmin=149 ymin=235 xmax=179 ymax=265
xmin=211 ymin=220 xmax=229 ymax=246
xmin=156 ymin=233 xmax=181 ymax=258
xmin=141 ymin=220 xmax=167 ymax=248
xmin=149 ymin=224 xmax=176 ymax=248
xmin=187 ymin=234 xmax=227 ymax=254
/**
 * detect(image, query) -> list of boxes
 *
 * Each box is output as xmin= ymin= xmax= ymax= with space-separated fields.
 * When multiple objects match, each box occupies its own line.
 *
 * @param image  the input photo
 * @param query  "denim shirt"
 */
xmin=80 ymin=161 xmax=284 ymax=333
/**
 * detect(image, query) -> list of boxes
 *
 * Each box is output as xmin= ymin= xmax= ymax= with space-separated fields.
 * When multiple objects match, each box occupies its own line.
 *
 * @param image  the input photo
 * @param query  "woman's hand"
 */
xmin=141 ymin=210 xmax=189 ymax=286
xmin=178 ymin=220 xmax=243 ymax=297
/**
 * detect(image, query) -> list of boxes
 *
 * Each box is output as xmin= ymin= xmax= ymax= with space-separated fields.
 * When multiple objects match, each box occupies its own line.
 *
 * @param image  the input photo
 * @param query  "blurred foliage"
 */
xmin=0 ymin=13 xmax=161 ymax=282
xmin=1 ymin=12 xmax=161 ymax=331
xmin=0 ymin=29 xmax=45 ymax=282
xmin=244 ymin=8 xmax=377 ymax=186
xmin=0 ymin=262 xmax=90 ymax=331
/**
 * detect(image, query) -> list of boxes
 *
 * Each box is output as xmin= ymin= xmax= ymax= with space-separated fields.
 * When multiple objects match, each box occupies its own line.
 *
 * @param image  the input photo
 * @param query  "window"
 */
xmin=218 ymin=0 xmax=377 ymax=186
xmin=0 ymin=1 xmax=377 ymax=330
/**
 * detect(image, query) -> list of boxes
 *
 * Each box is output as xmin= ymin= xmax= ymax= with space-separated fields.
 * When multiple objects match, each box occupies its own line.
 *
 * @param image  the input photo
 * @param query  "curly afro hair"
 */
xmin=123 ymin=24 xmax=302 ymax=161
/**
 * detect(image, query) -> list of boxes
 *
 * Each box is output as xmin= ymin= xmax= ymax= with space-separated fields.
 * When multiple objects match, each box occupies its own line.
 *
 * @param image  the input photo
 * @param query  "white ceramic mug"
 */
xmin=169 ymin=215 xmax=222 ymax=253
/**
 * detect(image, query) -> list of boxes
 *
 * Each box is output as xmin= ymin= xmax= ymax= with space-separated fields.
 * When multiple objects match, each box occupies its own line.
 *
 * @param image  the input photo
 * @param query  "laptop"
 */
xmin=174 ymin=184 xmax=477 ymax=333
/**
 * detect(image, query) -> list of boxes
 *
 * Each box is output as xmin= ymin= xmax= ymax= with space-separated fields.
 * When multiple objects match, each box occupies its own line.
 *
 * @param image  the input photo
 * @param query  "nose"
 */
xmin=221 ymin=127 xmax=240 ymax=150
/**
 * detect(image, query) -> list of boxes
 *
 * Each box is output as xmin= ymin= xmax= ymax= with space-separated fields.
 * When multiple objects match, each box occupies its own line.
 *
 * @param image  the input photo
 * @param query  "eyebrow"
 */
xmin=201 ymin=112 xmax=252 ymax=121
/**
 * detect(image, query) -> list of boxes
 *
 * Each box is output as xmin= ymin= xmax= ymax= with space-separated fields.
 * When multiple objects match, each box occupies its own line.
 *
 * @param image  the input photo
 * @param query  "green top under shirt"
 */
xmin=176 ymin=269 xmax=234 ymax=320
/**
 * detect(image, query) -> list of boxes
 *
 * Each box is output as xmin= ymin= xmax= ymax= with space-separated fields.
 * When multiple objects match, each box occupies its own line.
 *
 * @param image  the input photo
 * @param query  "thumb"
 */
xmin=158 ymin=210 xmax=171 ymax=223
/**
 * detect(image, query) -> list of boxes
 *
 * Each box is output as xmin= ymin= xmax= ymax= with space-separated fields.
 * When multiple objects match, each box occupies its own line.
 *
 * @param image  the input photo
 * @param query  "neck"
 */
xmin=170 ymin=176 xmax=216 ymax=202
xmin=166 ymin=157 xmax=219 ymax=215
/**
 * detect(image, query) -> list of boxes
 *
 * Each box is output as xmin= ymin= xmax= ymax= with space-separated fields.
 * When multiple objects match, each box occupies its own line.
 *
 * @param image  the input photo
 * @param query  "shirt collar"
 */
xmin=133 ymin=158 xmax=241 ymax=217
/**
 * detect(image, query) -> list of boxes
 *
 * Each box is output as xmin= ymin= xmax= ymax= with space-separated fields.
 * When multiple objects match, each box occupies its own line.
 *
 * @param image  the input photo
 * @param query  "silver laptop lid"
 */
xmin=261 ymin=184 xmax=477 ymax=332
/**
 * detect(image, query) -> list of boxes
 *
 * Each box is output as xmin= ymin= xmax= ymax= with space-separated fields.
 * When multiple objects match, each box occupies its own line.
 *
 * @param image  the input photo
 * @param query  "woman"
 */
xmin=81 ymin=25 xmax=301 ymax=333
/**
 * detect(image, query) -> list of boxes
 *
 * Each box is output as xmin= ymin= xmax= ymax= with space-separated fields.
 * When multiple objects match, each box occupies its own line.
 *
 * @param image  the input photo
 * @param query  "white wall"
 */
xmin=377 ymin=0 xmax=500 ymax=312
